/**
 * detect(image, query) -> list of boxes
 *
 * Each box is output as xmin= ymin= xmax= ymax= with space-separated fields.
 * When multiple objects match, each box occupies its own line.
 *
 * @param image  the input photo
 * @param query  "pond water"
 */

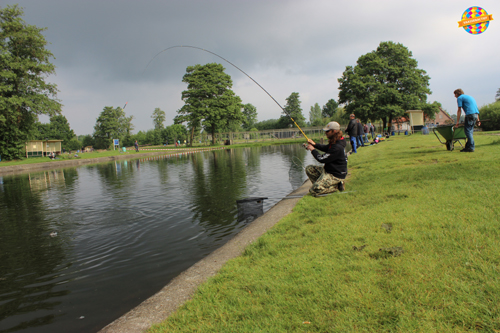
xmin=0 ymin=144 xmax=320 ymax=333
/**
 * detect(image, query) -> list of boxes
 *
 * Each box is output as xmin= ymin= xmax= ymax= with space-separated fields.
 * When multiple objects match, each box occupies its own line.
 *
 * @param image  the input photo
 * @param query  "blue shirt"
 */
xmin=457 ymin=95 xmax=479 ymax=115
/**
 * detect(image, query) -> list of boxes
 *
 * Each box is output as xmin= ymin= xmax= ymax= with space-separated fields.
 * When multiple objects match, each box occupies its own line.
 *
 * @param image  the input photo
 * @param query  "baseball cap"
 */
xmin=323 ymin=121 xmax=340 ymax=131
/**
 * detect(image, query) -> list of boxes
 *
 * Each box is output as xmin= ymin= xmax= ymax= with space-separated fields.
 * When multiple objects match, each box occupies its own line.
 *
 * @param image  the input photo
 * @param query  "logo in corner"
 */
xmin=458 ymin=7 xmax=493 ymax=34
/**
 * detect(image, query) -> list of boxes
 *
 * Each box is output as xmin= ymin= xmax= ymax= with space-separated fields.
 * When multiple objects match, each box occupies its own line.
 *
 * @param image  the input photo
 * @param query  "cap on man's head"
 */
xmin=350 ymin=114 xmax=355 ymax=117
xmin=323 ymin=121 xmax=340 ymax=131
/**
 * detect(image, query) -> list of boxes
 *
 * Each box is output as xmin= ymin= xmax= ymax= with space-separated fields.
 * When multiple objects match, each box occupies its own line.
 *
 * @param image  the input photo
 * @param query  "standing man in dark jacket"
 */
xmin=356 ymin=119 xmax=365 ymax=147
xmin=345 ymin=114 xmax=358 ymax=153
xmin=305 ymin=121 xmax=348 ymax=196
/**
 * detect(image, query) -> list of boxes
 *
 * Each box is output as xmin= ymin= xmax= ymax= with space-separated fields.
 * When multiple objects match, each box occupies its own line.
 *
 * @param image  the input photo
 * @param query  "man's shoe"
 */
xmin=338 ymin=181 xmax=345 ymax=192
xmin=460 ymin=148 xmax=473 ymax=152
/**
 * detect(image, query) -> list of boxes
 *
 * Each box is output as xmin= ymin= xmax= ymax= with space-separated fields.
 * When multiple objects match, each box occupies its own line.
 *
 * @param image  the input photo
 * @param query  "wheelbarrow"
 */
xmin=432 ymin=125 xmax=466 ymax=151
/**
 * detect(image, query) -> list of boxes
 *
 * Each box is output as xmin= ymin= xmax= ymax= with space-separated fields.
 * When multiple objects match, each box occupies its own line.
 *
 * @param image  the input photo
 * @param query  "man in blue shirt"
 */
xmin=454 ymin=89 xmax=481 ymax=152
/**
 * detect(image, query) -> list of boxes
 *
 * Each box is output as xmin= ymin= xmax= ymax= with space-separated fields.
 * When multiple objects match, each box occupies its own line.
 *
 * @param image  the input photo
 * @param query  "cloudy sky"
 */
xmin=3 ymin=0 xmax=499 ymax=135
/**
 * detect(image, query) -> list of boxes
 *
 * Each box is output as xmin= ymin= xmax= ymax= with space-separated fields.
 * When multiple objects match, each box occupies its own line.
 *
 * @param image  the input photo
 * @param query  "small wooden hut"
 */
xmin=25 ymin=140 xmax=63 ymax=158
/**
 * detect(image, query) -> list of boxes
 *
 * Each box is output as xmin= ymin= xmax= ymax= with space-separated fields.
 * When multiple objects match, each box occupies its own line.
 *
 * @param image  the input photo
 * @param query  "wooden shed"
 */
xmin=45 ymin=140 xmax=63 ymax=155
xmin=26 ymin=140 xmax=45 ymax=158
xmin=25 ymin=140 xmax=63 ymax=158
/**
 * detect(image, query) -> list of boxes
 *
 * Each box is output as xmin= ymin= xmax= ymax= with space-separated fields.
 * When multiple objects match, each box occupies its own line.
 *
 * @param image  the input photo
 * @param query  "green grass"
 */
xmin=149 ymin=132 xmax=500 ymax=333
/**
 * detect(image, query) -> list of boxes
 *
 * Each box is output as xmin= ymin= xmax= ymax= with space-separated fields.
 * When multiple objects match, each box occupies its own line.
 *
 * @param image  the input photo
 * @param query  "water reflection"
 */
xmin=0 ymin=173 xmax=71 ymax=332
xmin=0 ymin=144 xmax=316 ymax=333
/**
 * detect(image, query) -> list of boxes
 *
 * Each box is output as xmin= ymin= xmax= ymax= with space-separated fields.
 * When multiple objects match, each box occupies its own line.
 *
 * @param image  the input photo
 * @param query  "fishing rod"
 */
xmin=144 ymin=45 xmax=310 ymax=141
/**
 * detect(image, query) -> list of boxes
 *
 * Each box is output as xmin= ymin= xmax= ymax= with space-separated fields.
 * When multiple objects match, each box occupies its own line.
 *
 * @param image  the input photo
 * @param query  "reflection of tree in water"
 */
xmin=242 ymin=146 xmax=261 ymax=171
xmin=185 ymin=149 xmax=247 ymax=235
xmin=0 ymin=174 xmax=70 ymax=332
xmin=94 ymin=161 xmax=136 ymax=195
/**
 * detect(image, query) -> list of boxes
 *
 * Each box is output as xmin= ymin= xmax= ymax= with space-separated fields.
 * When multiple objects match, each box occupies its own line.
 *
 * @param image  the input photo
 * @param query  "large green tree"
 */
xmin=279 ymin=92 xmax=305 ymax=128
xmin=338 ymin=41 xmax=435 ymax=130
xmin=179 ymin=63 xmax=244 ymax=145
xmin=93 ymin=106 xmax=132 ymax=149
xmin=0 ymin=5 xmax=61 ymax=160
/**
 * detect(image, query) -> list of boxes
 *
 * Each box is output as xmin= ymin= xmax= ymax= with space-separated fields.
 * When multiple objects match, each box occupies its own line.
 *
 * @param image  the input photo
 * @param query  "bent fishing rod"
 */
xmin=144 ymin=45 xmax=310 ymax=141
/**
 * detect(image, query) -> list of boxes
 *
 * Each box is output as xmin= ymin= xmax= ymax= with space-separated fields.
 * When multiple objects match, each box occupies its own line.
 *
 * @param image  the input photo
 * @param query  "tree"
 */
xmin=496 ymin=88 xmax=500 ymax=102
xmin=338 ymin=41 xmax=433 ymax=130
xmin=81 ymin=134 xmax=95 ymax=148
xmin=479 ymin=101 xmax=500 ymax=131
xmin=163 ymin=124 xmax=188 ymax=144
xmin=279 ymin=92 xmax=305 ymax=128
xmin=0 ymin=5 xmax=61 ymax=160
xmin=151 ymin=107 xmax=166 ymax=130
xmin=44 ymin=115 xmax=76 ymax=149
xmin=242 ymin=103 xmax=258 ymax=130
xmin=255 ymin=118 xmax=280 ymax=130
xmin=93 ymin=106 xmax=131 ymax=149
xmin=179 ymin=63 xmax=244 ymax=145
xmin=322 ymin=99 xmax=339 ymax=118
xmin=309 ymin=103 xmax=323 ymax=126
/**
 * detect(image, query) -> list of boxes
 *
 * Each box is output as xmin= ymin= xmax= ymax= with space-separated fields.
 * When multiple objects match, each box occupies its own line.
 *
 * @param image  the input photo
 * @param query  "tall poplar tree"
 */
xmin=279 ymin=92 xmax=305 ymax=128
xmin=0 ymin=5 xmax=61 ymax=160
xmin=309 ymin=103 xmax=322 ymax=126
xmin=242 ymin=103 xmax=258 ymax=130
xmin=151 ymin=107 xmax=166 ymax=130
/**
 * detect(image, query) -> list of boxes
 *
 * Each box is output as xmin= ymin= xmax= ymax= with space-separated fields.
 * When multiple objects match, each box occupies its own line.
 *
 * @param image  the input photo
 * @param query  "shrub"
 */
xmin=479 ymin=101 xmax=500 ymax=131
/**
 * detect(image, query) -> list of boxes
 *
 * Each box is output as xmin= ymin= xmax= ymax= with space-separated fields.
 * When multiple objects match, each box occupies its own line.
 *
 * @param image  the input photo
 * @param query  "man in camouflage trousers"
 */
xmin=305 ymin=164 xmax=344 ymax=196
xmin=305 ymin=121 xmax=348 ymax=196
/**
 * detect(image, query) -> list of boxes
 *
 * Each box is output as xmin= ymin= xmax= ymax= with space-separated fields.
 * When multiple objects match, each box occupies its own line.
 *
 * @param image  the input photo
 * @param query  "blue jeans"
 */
xmin=464 ymin=114 xmax=478 ymax=150
xmin=364 ymin=133 xmax=369 ymax=143
xmin=357 ymin=135 xmax=365 ymax=147
xmin=350 ymin=136 xmax=357 ymax=153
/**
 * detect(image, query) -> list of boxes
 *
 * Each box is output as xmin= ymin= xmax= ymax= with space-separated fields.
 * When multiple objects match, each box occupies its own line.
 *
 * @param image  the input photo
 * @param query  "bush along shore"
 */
xmin=149 ymin=132 xmax=500 ymax=332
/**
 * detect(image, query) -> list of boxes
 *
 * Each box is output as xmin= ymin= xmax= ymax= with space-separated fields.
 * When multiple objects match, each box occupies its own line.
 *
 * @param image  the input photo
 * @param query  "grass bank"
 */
xmin=149 ymin=132 xmax=500 ymax=332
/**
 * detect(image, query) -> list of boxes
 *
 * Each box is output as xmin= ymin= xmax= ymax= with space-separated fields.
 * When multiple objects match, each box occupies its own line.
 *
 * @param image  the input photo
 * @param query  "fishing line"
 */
xmin=291 ymin=156 xmax=306 ymax=171
xmin=143 ymin=45 xmax=310 ymax=141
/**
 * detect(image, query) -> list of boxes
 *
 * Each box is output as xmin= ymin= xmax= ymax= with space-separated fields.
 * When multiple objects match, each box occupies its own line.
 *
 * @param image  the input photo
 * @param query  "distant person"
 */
xmin=345 ymin=114 xmax=358 ymax=153
xmin=356 ymin=119 xmax=365 ymax=147
xmin=454 ymin=89 xmax=481 ymax=152
xmin=363 ymin=123 xmax=369 ymax=143
xmin=134 ymin=140 xmax=139 ymax=152
xmin=305 ymin=121 xmax=348 ymax=196
xmin=369 ymin=122 xmax=375 ymax=139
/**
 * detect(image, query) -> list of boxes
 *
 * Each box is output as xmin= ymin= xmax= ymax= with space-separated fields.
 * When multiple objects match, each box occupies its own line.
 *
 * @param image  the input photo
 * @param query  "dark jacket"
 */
xmin=346 ymin=119 xmax=357 ymax=137
xmin=357 ymin=122 xmax=364 ymax=136
xmin=311 ymin=137 xmax=348 ymax=179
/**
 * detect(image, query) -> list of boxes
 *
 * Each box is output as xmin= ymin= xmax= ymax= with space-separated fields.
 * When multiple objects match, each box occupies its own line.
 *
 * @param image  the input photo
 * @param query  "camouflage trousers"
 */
xmin=305 ymin=165 xmax=342 ymax=196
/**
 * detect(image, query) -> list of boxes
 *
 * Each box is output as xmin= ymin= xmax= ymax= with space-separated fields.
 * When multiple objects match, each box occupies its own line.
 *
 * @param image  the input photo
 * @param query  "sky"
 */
xmin=2 ymin=0 xmax=499 ymax=135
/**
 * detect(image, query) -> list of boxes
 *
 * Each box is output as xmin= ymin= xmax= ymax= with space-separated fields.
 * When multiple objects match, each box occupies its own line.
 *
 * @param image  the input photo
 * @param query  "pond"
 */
xmin=0 ymin=144 xmax=321 ymax=333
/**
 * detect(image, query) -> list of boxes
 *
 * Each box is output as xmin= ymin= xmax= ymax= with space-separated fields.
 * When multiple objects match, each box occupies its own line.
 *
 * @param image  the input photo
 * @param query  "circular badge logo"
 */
xmin=459 ymin=7 xmax=493 ymax=34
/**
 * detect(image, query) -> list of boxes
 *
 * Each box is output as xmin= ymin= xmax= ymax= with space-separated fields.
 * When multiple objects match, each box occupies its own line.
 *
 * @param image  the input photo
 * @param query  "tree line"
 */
xmin=3 ymin=5 xmax=500 ymax=160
